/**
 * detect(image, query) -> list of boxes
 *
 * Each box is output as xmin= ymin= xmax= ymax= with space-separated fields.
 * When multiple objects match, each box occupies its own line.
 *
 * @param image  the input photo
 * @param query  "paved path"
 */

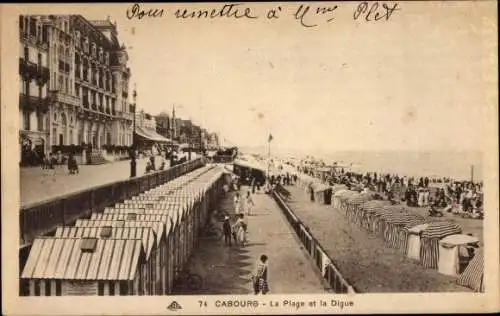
xmin=181 ymin=186 xmax=327 ymax=295
xmin=20 ymin=157 xmax=168 ymax=207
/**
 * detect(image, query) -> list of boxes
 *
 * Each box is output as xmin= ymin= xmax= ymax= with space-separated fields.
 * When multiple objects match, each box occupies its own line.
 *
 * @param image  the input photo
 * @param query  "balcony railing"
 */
xmin=19 ymin=58 xmax=50 ymax=85
xmin=91 ymin=103 xmax=97 ymax=111
xmin=98 ymin=105 xmax=104 ymax=112
xmin=19 ymin=93 xmax=51 ymax=113
xmin=50 ymin=91 xmax=80 ymax=106
xmin=83 ymin=98 xmax=89 ymax=108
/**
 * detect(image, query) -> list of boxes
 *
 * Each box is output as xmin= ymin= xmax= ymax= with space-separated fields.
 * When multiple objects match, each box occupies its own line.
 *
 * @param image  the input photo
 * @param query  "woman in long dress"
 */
xmin=232 ymin=213 xmax=248 ymax=245
xmin=234 ymin=192 xmax=241 ymax=214
xmin=245 ymin=191 xmax=255 ymax=215
xmin=252 ymin=255 xmax=269 ymax=295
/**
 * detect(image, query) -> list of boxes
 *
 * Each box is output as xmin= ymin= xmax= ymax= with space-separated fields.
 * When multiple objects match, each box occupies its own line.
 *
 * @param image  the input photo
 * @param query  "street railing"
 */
xmin=19 ymin=158 xmax=205 ymax=249
xmin=271 ymin=186 xmax=356 ymax=294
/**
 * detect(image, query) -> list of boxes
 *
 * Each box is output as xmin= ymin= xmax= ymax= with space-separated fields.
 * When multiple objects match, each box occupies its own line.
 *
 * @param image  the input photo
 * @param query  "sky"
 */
xmin=25 ymin=2 xmax=498 ymax=152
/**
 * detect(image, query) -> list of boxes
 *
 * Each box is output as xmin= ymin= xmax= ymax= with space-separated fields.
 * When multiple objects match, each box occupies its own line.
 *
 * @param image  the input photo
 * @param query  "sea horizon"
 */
xmin=240 ymin=146 xmax=483 ymax=182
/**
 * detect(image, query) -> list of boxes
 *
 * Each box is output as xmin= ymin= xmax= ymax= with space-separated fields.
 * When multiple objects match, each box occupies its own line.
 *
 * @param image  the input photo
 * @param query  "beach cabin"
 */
xmin=311 ymin=182 xmax=332 ymax=205
xmin=437 ymin=234 xmax=480 ymax=276
xmin=54 ymin=226 xmax=157 ymax=295
xmin=404 ymin=223 xmax=429 ymax=260
xmin=21 ymin=237 xmax=145 ymax=296
xmin=419 ymin=221 xmax=462 ymax=269
xmin=79 ymin=215 xmax=176 ymax=294
xmin=232 ymin=159 xmax=266 ymax=185
xmin=359 ymin=200 xmax=389 ymax=231
xmin=74 ymin=218 xmax=174 ymax=294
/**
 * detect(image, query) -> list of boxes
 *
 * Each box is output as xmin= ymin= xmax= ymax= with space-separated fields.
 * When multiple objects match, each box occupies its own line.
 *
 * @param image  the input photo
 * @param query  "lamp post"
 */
xmin=130 ymin=87 xmax=137 ymax=178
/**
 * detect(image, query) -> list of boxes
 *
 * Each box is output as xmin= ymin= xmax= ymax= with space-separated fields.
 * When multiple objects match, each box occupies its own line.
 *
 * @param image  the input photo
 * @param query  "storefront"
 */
xmin=134 ymin=126 xmax=172 ymax=155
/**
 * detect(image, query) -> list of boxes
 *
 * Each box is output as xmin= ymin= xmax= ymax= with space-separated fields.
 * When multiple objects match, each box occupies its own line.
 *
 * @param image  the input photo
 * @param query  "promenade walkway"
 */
xmin=282 ymin=185 xmax=471 ymax=293
xmin=181 ymin=186 xmax=328 ymax=295
xmin=20 ymin=157 xmax=167 ymax=206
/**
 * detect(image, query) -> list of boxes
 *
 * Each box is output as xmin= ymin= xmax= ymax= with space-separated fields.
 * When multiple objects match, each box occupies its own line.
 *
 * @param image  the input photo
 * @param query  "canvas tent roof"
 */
xmin=135 ymin=126 xmax=172 ymax=142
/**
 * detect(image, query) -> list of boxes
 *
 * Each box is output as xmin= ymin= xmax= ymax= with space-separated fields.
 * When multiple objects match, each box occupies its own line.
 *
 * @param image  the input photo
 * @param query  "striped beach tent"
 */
xmin=379 ymin=206 xmax=406 ymax=243
xmin=347 ymin=192 xmax=366 ymax=224
xmin=378 ymin=205 xmax=407 ymax=240
xmin=352 ymin=193 xmax=375 ymax=225
xmin=339 ymin=190 xmax=357 ymax=211
xmin=360 ymin=200 xmax=388 ymax=232
xmin=387 ymin=213 xmax=426 ymax=249
xmin=398 ymin=214 xmax=427 ymax=253
xmin=333 ymin=189 xmax=349 ymax=209
xmin=456 ymin=250 xmax=484 ymax=292
xmin=345 ymin=192 xmax=364 ymax=222
xmin=419 ymin=221 xmax=462 ymax=269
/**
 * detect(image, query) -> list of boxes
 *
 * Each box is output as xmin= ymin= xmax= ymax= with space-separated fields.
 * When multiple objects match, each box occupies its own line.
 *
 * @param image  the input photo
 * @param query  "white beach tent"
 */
xmin=405 ymin=223 xmax=429 ymax=260
xmin=437 ymin=234 xmax=479 ymax=277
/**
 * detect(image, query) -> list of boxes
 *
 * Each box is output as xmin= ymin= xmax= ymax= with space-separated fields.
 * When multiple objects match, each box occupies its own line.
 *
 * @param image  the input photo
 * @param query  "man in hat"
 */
xmin=222 ymin=216 xmax=232 ymax=247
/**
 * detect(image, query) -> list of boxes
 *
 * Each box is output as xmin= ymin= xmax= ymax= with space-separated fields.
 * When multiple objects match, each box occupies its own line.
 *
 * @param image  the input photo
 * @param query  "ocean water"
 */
xmin=314 ymin=151 xmax=483 ymax=182
xmin=243 ymin=147 xmax=483 ymax=182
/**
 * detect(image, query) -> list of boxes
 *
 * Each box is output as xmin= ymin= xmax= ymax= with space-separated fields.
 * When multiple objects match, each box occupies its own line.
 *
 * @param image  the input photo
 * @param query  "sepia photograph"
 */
xmin=1 ymin=1 xmax=498 ymax=315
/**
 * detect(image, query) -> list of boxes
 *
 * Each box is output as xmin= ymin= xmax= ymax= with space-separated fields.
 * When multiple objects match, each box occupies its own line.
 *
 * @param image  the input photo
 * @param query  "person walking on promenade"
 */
xmin=232 ymin=213 xmax=248 ymax=246
xmin=222 ymin=216 xmax=232 ymax=247
xmin=252 ymin=255 xmax=269 ymax=295
xmin=251 ymin=177 xmax=256 ymax=194
xmin=234 ymin=192 xmax=241 ymax=214
xmin=245 ymin=191 xmax=255 ymax=216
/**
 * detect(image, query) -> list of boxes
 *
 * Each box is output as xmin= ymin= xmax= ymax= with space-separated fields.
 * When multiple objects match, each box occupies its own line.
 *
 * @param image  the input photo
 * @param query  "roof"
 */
xmin=90 ymin=213 xmax=175 ymax=229
xmin=55 ymin=226 xmax=156 ymax=259
xmin=440 ymin=234 xmax=479 ymax=246
xmin=135 ymin=126 xmax=172 ymax=142
xmin=21 ymin=237 xmax=144 ymax=281
xmin=74 ymin=219 xmax=166 ymax=247
xmin=420 ymin=221 xmax=462 ymax=239
xmin=233 ymin=159 xmax=266 ymax=173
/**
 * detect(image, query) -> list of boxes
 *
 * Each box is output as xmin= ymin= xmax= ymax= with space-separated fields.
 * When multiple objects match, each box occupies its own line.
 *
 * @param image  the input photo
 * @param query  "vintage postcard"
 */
xmin=1 ymin=1 xmax=498 ymax=315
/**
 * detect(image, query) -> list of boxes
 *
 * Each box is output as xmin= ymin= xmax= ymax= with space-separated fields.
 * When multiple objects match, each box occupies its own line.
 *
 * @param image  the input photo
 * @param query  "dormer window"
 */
xmin=80 ymin=237 xmax=98 ymax=253
xmin=100 ymin=226 xmax=113 ymax=238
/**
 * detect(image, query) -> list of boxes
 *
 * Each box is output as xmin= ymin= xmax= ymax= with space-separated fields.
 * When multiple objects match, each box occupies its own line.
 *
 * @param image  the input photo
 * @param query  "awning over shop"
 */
xmin=135 ymin=126 xmax=172 ymax=143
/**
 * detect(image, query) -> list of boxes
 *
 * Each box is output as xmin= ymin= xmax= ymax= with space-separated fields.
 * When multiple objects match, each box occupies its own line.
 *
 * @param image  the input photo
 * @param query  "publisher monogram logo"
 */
xmin=167 ymin=301 xmax=182 ymax=311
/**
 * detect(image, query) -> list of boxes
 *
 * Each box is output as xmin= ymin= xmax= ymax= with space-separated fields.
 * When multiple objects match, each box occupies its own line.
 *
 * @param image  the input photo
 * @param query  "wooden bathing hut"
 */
xmin=74 ymin=218 xmax=174 ymax=294
xmin=54 ymin=226 xmax=157 ymax=295
xmin=21 ymin=237 xmax=145 ymax=296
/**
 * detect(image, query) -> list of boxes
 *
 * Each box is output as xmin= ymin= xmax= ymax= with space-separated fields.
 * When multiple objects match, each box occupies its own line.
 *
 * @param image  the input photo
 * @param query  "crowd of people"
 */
xmin=295 ymin=161 xmax=484 ymax=219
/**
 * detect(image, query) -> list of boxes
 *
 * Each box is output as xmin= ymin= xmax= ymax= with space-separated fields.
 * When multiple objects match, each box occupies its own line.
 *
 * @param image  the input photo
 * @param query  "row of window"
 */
xmin=19 ymin=16 xmax=48 ymax=44
xmin=74 ymin=30 xmax=110 ymax=65
xmin=22 ymin=47 xmax=45 ymax=68
xmin=21 ymin=111 xmax=45 ymax=132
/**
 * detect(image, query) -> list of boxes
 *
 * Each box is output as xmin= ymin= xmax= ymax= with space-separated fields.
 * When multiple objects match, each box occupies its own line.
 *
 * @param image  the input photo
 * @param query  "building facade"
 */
xmin=155 ymin=112 xmax=171 ymax=140
xmin=19 ymin=15 xmax=51 ymax=165
xmin=19 ymin=15 xmax=133 ymax=165
xmin=135 ymin=110 xmax=156 ymax=130
xmin=71 ymin=15 xmax=133 ymax=149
